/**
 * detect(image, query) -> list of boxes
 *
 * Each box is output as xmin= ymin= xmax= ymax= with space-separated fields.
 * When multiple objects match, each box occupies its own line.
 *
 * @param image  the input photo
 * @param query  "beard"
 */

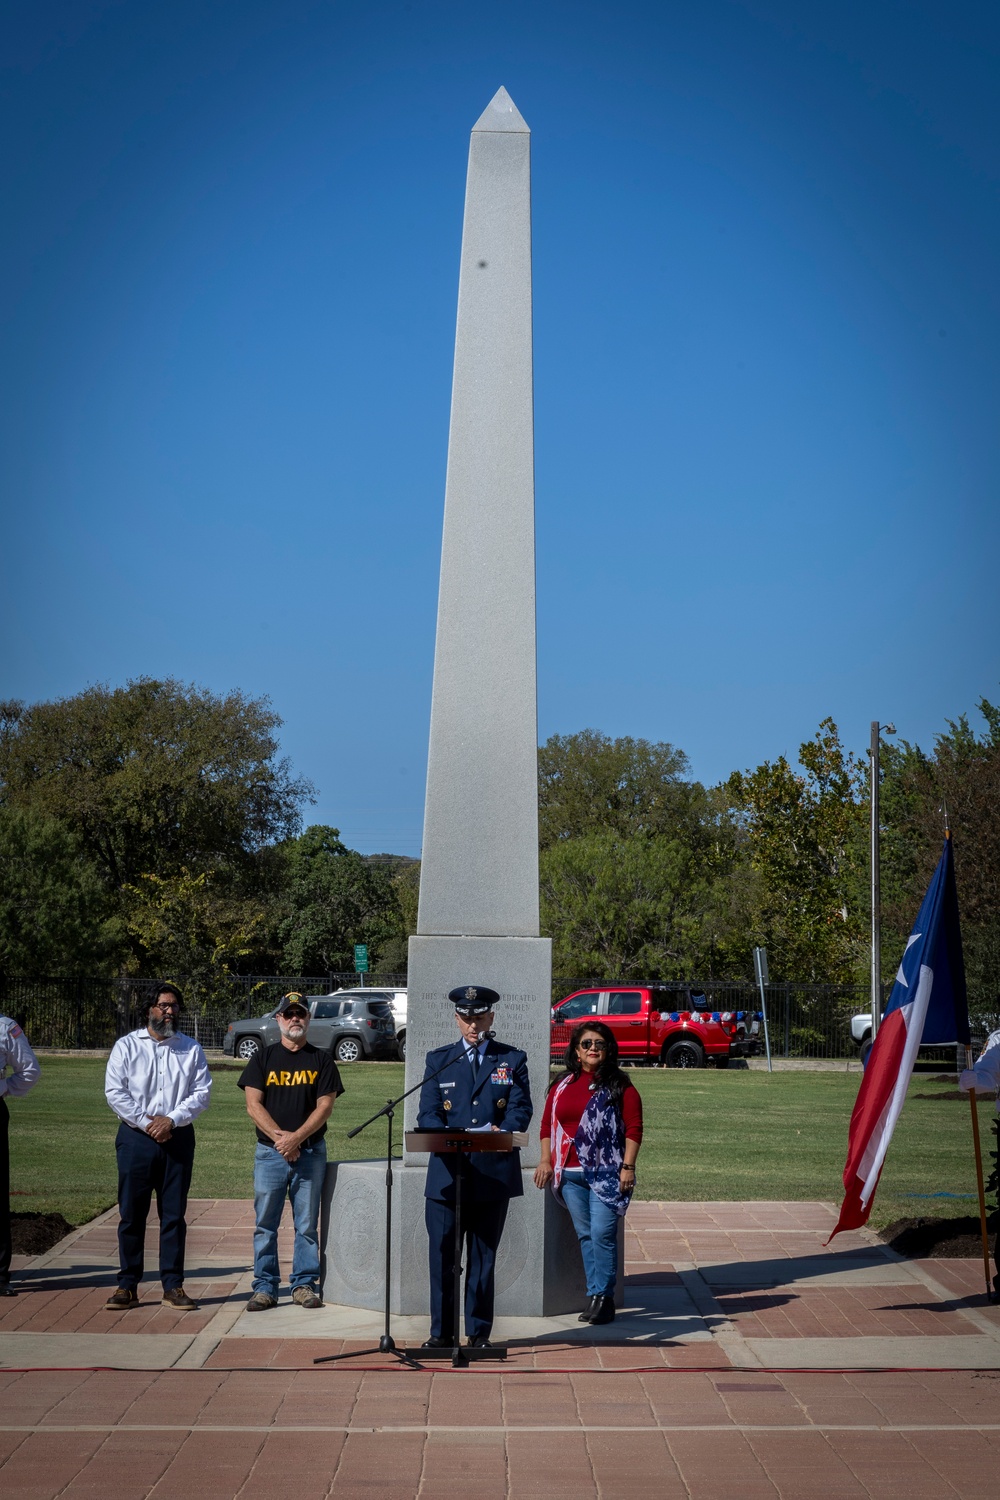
xmin=148 ymin=1015 xmax=177 ymax=1038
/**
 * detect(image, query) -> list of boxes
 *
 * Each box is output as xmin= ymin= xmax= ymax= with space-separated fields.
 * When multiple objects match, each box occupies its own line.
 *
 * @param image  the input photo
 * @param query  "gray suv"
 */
xmin=224 ymin=994 xmax=396 ymax=1064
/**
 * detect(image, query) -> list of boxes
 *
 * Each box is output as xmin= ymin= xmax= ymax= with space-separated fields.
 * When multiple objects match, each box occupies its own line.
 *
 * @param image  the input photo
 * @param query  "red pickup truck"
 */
xmin=550 ymin=987 xmax=761 ymax=1069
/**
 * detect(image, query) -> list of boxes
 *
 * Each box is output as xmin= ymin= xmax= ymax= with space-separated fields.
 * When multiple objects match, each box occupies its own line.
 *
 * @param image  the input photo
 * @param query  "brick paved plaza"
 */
xmin=2 ymin=1201 xmax=999 ymax=1497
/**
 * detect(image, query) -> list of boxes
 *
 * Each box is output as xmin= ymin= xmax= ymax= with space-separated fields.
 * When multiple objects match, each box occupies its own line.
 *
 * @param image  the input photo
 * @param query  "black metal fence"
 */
xmin=0 ymin=974 xmax=406 ymax=1052
xmin=3 ymin=973 xmax=994 ymax=1060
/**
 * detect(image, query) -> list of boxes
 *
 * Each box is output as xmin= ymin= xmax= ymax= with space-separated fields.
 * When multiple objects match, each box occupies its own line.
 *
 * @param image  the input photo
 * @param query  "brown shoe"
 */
xmin=246 ymin=1291 xmax=278 ymax=1312
xmin=105 ymin=1286 xmax=139 ymax=1311
xmin=291 ymin=1285 xmax=323 ymax=1309
xmin=161 ymin=1286 xmax=198 ymax=1311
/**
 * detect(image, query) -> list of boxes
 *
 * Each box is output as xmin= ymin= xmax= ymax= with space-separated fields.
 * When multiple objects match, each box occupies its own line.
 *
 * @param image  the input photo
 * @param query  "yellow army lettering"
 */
xmin=264 ymin=1069 xmax=320 ymax=1087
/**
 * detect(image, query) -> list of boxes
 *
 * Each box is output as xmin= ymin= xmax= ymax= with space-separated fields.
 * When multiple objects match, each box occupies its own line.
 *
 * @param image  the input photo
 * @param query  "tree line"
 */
xmin=1 ymin=679 xmax=996 ymax=1003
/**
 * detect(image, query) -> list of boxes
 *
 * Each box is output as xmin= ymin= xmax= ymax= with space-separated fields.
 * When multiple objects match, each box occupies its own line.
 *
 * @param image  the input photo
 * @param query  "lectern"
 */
xmin=405 ymin=1130 xmax=514 ymax=1366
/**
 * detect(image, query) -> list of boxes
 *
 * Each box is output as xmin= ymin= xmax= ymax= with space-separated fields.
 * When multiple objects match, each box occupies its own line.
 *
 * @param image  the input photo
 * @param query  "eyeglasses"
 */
xmin=578 ymin=1039 xmax=607 ymax=1052
xmin=152 ymin=1001 xmax=180 ymax=1011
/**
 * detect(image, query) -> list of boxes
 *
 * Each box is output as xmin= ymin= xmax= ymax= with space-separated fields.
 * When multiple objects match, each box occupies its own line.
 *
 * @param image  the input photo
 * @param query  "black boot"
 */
xmin=578 ymin=1295 xmax=600 ymax=1323
xmin=589 ymin=1296 xmax=615 ymax=1325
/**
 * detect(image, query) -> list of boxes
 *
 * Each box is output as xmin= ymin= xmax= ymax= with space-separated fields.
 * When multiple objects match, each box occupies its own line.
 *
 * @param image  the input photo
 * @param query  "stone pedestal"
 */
xmin=320 ymin=928 xmax=597 ymax=1319
xmin=321 ymin=1162 xmax=594 ymax=1318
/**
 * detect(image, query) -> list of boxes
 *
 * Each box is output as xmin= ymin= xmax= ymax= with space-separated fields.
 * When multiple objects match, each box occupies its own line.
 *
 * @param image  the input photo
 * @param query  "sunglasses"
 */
xmin=578 ymin=1039 xmax=607 ymax=1052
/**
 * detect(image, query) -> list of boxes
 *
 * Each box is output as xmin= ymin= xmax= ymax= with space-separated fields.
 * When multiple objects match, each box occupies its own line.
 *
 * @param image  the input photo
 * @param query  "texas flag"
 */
xmin=829 ymin=837 xmax=969 ymax=1239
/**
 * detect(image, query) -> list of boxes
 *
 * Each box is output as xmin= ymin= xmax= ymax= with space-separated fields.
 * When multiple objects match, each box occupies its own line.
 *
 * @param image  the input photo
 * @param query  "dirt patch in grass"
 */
xmin=11 ymin=1211 xmax=75 ymax=1256
xmin=880 ymin=1213 xmax=999 ymax=1258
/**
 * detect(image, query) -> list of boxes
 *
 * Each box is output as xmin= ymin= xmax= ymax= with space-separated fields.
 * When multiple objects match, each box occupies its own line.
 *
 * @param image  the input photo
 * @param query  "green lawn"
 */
xmin=7 ymin=1058 xmax=995 ymax=1232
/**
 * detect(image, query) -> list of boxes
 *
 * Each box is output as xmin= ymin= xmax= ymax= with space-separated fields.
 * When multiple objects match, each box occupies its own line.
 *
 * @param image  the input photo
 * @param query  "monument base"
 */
xmin=320 ymin=1160 xmax=623 ymax=1317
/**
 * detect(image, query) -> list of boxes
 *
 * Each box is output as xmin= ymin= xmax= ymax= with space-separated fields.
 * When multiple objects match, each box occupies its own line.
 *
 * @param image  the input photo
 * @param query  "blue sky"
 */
xmin=3 ymin=1 xmax=997 ymax=853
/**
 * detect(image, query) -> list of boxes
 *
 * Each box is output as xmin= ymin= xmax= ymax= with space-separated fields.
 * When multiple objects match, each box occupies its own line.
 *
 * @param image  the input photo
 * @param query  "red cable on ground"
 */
xmin=2 ymin=1364 xmax=998 ymax=1375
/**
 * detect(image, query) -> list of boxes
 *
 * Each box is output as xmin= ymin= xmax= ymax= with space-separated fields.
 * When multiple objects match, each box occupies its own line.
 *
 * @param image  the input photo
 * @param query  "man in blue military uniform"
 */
xmin=417 ymin=985 xmax=532 ymax=1349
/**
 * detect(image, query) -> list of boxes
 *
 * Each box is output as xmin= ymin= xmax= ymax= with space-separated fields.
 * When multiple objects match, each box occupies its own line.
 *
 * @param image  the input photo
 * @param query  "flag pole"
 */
xmin=965 ymin=1043 xmax=994 ymax=1302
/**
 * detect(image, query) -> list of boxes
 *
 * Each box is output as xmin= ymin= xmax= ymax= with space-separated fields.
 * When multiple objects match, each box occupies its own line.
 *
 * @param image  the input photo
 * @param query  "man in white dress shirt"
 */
xmin=104 ymin=983 xmax=212 ymax=1310
xmin=1 ymin=1013 xmax=41 ymax=1295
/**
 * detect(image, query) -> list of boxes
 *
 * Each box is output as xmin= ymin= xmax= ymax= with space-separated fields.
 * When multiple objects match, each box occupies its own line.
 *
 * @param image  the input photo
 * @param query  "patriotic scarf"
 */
xmin=549 ymin=1072 xmax=633 ymax=1217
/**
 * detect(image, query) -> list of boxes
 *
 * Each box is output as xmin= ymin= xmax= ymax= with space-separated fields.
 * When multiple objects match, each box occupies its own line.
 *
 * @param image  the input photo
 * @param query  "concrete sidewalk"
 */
xmin=2 ymin=1200 xmax=999 ymax=1496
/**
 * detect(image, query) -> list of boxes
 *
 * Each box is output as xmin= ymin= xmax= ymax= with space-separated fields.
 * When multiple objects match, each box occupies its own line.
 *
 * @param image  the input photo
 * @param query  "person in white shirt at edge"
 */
xmin=959 ymin=1038 xmax=995 ymax=1296
xmin=959 ymin=1028 xmax=1000 ymax=1295
xmin=1 ymin=1014 xmax=41 ymax=1295
xmin=103 ymin=983 xmax=212 ymax=1311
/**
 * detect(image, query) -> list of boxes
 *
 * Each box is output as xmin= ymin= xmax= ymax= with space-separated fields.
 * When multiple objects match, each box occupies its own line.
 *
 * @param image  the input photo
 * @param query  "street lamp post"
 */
xmin=870 ymin=720 xmax=895 ymax=1044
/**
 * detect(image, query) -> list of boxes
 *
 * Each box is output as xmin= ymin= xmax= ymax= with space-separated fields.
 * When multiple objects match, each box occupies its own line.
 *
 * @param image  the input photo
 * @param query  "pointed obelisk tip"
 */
xmin=472 ymin=85 xmax=529 ymax=134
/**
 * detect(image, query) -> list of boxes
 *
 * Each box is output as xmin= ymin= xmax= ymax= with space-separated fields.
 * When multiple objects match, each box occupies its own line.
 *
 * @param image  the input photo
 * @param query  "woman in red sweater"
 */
xmin=533 ymin=1021 xmax=643 ymax=1325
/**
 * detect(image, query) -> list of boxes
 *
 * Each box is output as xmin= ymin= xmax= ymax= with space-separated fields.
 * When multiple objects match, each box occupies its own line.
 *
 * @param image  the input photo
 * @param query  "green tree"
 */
xmin=537 ymin=729 xmax=744 ymax=980
xmin=881 ymin=696 xmax=1000 ymax=1005
xmin=392 ymin=859 xmax=420 ymax=937
xmin=278 ymin=826 xmax=404 ymax=974
xmin=0 ymin=679 xmax=312 ymax=890
xmin=723 ymin=718 xmax=867 ymax=982
xmin=0 ymin=679 xmax=313 ymax=969
xmin=121 ymin=868 xmax=269 ymax=986
xmin=371 ymin=858 xmax=420 ymax=971
xmin=540 ymin=832 xmax=720 ymax=980
xmin=0 ymin=806 xmax=109 ymax=977
xmin=538 ymin=730 xmax=702 ymax=849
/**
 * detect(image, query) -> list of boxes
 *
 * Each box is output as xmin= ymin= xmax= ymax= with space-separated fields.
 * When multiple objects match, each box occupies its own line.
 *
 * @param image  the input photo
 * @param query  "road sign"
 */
xmin=753 ymin=947 xmax=769 ymax=985
xmin=354 ymin=944 xmax=369 ymax=973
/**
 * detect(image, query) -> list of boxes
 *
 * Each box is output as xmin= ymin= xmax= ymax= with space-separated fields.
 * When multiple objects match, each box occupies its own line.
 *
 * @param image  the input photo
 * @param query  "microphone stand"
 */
xmin=314 ymin=1050 xmax=458 ymax=1367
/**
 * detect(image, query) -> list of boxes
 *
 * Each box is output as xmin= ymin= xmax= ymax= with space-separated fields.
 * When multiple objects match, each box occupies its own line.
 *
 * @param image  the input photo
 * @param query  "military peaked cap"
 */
xmin=448 ymin=984 xmax=500 ymax=1015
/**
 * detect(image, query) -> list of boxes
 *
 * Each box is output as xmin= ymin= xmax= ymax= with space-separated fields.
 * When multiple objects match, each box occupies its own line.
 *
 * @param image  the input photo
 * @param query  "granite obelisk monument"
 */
xmin=323 ymin=90 xmax=581 ymax=1317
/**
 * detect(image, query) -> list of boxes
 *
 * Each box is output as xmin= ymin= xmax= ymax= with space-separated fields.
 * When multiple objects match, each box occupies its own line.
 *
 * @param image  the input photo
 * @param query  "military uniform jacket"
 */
xmin=417 ymin=1038 xmax=532 ymax=1204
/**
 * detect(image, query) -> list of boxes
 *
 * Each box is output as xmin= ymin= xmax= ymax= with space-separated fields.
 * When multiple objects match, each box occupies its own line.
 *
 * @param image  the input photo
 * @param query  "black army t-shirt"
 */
xmin=238 ymin=1043 xmax=343 ymax=1146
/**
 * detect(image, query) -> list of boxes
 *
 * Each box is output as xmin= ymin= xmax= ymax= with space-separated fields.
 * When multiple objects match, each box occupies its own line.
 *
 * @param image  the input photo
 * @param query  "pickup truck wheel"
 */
xmin=235 ymin=1036 xmax=261 ymax=1061
xmin=334 ymin=1036 xmax=362 ymax=1064
xmin=664 ymin=1039 xmax=705 ymax=1069
xmin=397 ymin=1031 xmax=406 ymax=1061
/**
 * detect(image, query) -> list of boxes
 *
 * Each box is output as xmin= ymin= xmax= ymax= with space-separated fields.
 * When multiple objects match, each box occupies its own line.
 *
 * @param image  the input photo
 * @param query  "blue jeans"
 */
xmin=560 ymin=1170 xmax=619 ymax=1298
xmin=252 ymin=1141 xmax=327 ymax=1297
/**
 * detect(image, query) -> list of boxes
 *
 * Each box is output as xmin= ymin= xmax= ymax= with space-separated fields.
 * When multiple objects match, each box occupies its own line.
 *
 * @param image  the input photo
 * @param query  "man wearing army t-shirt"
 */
xmin=238 ymin=993 xmax=342 ymax=1311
